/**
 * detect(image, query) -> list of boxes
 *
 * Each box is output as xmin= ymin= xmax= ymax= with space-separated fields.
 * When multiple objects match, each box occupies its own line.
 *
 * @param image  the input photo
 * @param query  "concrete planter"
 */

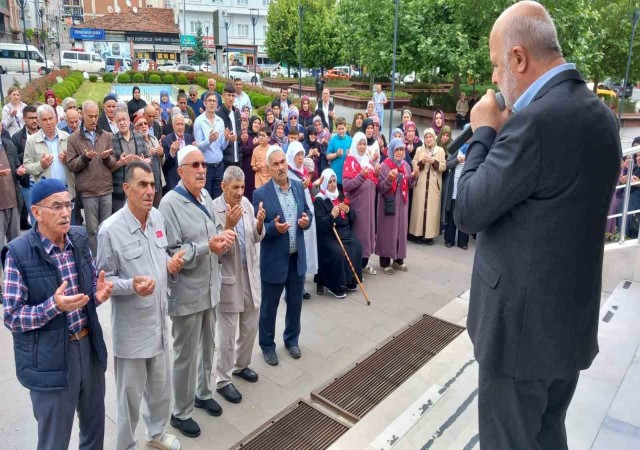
xmin=333 ymin=92 xmax=411 ymax=110
xmin=262 ymin=78 xmax=298 ymax=90
xmin=349 ymin=81 xmax=393 ymax=90
xmin=620 ymin=113 xmax=640 ymax=128
xmin=291 ymin=85 xmax=354 ymax=96
xmin=409 ymin=107 xmax=457 ymax=128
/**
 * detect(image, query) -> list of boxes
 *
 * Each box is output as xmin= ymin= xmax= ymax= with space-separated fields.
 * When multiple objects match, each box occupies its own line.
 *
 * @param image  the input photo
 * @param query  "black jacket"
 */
xmin=10 ymin=127 xmax=33 ymax=187
xmin=1 ymin=137 xmax=25 ymax=209
xmin=97 ymin=112 xmax=115 ymax=134
xmin=455 ymin=69 xmax=621 ymax=380
xmin=216 ymin=103 xmax=242 ymax=164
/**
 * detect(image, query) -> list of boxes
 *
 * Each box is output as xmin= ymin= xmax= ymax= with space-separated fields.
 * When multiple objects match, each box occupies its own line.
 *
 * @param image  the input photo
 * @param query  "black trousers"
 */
xmin=444 ymin=200 xmax=469 ymax=247
xmin=478 ymin=367 xmax=579 ymax=450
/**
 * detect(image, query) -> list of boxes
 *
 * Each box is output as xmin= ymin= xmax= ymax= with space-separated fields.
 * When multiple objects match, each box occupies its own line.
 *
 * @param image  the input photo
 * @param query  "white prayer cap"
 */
xmin=177 ymin=145 xmax=200 ymax=165
xmin=266 ymin=145 xmax=284 ymax=165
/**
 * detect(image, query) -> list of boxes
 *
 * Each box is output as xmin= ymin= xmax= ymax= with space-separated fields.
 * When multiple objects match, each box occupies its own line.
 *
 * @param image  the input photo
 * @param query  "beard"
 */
xmin=500 ymin=62 xmax=518 ymax=110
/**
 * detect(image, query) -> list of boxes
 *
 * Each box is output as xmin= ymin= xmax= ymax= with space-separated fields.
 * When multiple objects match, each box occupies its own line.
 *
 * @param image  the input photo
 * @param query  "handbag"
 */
xmin=384 ymin=195 xmax=395 ymax=216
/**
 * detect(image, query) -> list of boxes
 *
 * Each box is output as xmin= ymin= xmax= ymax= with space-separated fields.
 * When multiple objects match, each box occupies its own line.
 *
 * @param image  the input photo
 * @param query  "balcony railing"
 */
xmin=608 ymin=144 xmax=640 ymax=243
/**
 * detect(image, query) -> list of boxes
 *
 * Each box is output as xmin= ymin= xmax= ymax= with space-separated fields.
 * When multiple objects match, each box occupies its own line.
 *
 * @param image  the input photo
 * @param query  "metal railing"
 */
xmin=608 ymin=144 xmax=640 ymax=244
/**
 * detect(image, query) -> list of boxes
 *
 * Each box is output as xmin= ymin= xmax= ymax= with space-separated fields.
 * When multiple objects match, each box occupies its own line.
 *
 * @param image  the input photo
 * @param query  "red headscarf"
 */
xmin=44 ymin=90 xmax=59 ymax=119
xmin=384 ymin=158 xmax=409 ymax=204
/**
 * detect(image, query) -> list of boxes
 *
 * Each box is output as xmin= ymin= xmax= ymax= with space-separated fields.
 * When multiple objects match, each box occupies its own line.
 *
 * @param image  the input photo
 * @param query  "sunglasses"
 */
xmin=181 ymin=161 xmax=207 ymax=169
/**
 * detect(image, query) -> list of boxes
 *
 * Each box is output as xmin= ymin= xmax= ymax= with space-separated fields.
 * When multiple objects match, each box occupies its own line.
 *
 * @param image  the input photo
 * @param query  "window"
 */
xmin=190 ymin=21 xmax=202 ymax=33
xmin=263 ymin=0 xmax=271 ymax=5
xmin=92 ymin=55 xmax=102 ymax=62
xmin=237 ymin=24 xmax=249 ymax=37
xmin=237 ymin=0 xmax=248 ymax=4
xmin=62 ymin=52 xmax=75 ymax=60
xmin=78 ymin=53 xmax=90 ymax=61
xmin=263 ymin=25 xmax=267 ymax=37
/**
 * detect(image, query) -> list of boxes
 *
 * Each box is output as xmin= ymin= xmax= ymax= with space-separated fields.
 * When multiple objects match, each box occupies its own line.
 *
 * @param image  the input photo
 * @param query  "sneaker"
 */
xmin=392 ymin=261 xmax=408 ymax=272
xmin=364 ymin=265 xmax=377 ymax=275
xmin=147 ymin=432 xmax=181 ymax=449
xmin=327 ymin=288 xmax=347 ymax=299
xmin=382 ymin=266 xmax=395 ymax=275
xmin=343 ymin=284 xmax=358 ymax=292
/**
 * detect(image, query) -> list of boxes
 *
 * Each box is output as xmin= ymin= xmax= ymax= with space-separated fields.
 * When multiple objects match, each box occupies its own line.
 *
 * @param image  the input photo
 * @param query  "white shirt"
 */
xmin=228 ymin=108 xmax=239 ymax=163
xmin=233 ymin=92 xmax=252 ymax=114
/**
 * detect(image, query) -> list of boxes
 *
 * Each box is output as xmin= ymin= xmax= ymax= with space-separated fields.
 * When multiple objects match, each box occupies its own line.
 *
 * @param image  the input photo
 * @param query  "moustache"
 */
xmin=196 ymin=174 xmax=206 ymax=180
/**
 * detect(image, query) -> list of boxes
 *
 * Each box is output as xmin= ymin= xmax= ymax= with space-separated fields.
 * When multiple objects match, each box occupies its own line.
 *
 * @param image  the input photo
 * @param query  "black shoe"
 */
xmin=459 ymin=245 xmax=468 ymax=250
xmin=327 ymin=288 xmax=346 ymax=299
xmin=343 ymin=284 xmax=357 ymax=292
xmin=233 ymin=367 xmax=259 ymax=383
xmin=425 ymin=238 xmax=434 ymax=245
xmin=286 ymin=345 xmax=302 ymax=359
xmin=303 ymin=291 xmax=311 ymax=300
xmin=170 ymin=415 xmax=201 ymax=438
xmin=217 ymin=383 xmax=242 ymax=404
xmin=316 ymin=284 xmax=325 ymax=295
xmin=263 ymin=351 xmax=279 ymax=366
xmin=445 ymin=242 xmax=454 ymax=248
xmin=194 ymin=397 xmax=222 ymax=416
xmin=20 ymin=221 xmax=30 ymax=230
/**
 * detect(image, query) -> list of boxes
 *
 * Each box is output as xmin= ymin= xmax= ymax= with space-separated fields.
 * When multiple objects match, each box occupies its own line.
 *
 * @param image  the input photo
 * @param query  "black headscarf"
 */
xmin=363 ymin=118 xmax=375 ymax=145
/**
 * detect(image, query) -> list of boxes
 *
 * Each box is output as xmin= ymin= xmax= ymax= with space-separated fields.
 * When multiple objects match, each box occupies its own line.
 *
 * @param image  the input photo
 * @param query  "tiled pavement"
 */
xmin=0 ymin=238 xmax=476 ymax=450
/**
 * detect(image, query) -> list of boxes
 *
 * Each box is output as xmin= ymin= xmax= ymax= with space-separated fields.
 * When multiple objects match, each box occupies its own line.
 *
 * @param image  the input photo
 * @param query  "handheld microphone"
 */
xmin=447 ymin=92 xmax=506 ymax=155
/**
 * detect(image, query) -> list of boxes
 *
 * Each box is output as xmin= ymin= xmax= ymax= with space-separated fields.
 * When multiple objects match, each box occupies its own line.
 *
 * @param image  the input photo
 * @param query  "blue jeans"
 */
xmin=21 ymin=181 xmax=35 ymax=226
xmin=205 ymin=162 xmax=224 ymax=200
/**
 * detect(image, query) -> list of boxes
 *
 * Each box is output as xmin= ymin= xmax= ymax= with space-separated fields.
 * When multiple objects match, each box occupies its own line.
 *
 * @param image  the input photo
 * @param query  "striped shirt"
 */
xmin=3 ymin=231 xmax=99 ymax=334
xmin=273 ymin=179 xmax=298 ymax=253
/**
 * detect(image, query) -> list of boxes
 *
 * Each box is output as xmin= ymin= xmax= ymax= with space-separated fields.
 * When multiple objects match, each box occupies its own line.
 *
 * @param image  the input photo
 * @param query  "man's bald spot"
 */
xmin=65 ymin=108 xmax=79 ymax=120
xmin=144 ymin=104 xmax=156 ymax=115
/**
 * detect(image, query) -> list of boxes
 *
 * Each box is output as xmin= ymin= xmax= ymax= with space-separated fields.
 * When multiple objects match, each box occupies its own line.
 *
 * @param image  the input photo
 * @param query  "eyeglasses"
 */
xmin=67 ymin=105 xmax=77 ymax=110
xmin=39 ymin=201 xmax=75 ymax=212
xmin=181 ymin=161 xmax=207 ymax=169
xmin=190 ymin=94 xmax=197 ymax=97
xmin=136 ymin=121 xmax=149 ymax=126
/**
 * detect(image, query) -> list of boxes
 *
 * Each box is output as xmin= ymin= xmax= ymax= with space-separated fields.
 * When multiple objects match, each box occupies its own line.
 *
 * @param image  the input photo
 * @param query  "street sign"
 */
xmin=70 ymin=28 xmax=105 ymax=40
xmin=180 ymin=35 xmax=196 ymax=48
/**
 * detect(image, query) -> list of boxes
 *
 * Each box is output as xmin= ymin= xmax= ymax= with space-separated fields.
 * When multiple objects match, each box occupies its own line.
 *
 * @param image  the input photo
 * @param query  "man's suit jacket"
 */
xmin=454 ymin=69 xmax=621 ymax=381
xmin=252 ymin=179 xmax=312 ymax=285
xmin=23 ymin=129 xmax=76 ymax=198
xmin=212 ymin=196 xmax=264 ymax=313
xmin=319 ymin=101 xmax=335 ymax=132
xmin=97 ymin=112 xmax=115 ymax=134
xmin=161 ymin=132 xmax=195 ymax=192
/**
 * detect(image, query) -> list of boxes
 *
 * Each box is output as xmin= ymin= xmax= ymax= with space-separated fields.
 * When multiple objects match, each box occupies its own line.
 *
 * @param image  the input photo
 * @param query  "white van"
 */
xmin=0 ymin=43 xmax=53 ymax=74
xmin=61 ymin=51 xmax=104 ymax=74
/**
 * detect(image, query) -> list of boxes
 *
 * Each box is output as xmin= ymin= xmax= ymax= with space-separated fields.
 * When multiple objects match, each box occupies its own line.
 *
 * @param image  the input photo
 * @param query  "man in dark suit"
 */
xmin=217 ymin=83 xmax=242 ymax=169
xmin=161 ymin=114 xmax=195 ymax=193
xmin=97 ymin=94 xmax=118 ymax=134
xmin=252 ymin=147 xmax=312 ymax=366
xmin=454 ymin=3 xmax=621 ymax=449
xmin=319 ymin=88 xmax=336 ymax=132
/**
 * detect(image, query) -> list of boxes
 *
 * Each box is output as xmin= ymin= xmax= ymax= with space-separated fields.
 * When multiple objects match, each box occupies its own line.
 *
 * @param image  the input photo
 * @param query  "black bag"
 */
xmin=384 ymin=196 xmax=395 ymax=216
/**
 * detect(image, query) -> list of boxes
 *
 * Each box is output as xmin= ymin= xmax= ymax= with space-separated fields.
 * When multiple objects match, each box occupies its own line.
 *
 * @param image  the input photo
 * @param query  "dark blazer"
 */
xmin=216 ymin=103 xmax=242 ymax=164
xmin=161 ymin=132 xmax=195 ymax=192
xmin=318 ymin=101 xmax=335 ymax=132
xmin=454 ymin=69 xmax=621 ymax=380
xmin=97 ymin=112 xmax=114 ymax=134
xmin=11 ymin=127 xmax=32 ymax=187
xmin=1 ymin=137 xmax=25 ymax=209
xmin=252 ymin=179 xmax=313 ymax=284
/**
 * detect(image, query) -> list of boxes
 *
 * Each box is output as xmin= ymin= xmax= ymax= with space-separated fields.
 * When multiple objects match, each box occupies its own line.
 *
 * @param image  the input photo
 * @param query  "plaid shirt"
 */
xmin=3 ymin=231 xmax=99 ymax=334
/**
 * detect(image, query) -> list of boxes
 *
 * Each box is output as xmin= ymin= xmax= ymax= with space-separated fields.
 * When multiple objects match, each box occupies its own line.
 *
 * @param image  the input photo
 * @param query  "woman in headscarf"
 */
xmin=303 ymin=125 xmax=322 ymax=181
xmin=270 ymin=120 xmax=287 ymax=148
xmin=314 ymin=115 xmax=331 ymax=148
xmin=371 ymin=116 xmax=388 ymax=162
xmin=343 ymin=132 xmax=379 ymax=275
xmin=285 ymin=108 xmax=305 ymax=138
xmin=241 ymin=115 xmax=261 ymax=201
xmin=366 ymin=100 xmax=377 ymax=120
xmin=437 ymin=125 xmax=452 ymax=156
xmin=127 ymin=86 xmax=147 ymax=122
xmin=395 ymin=109 xmax=412 ymax=131
xmin=240 ymin=112 xmax=249 ymax=132
xmin=403 ymin=121 xmax=422 ymax=164
xmin=409 ymin=128 xmax=447 ymax=244
xmin=159 ymin=90 xmax=174 ymax=125
xmin=44 ymin=90 xmax=65 ymax=121
xmin=314 ymin=108 xmax=330 ymax=130
xmin=265 ymin=107 xmax=277 ymax=132
xmin=313 ymin=168 xmax=363 ymax=298
xmin=432 ymin=109 xmax=445 ymax=136
xmin=299 ymin=96 xmax=314 ymax=128
xmin=350 ymin=112 xmax=365 ymax=137
xmin=363 ymin=118 xmax=381 ymax=164
xmin=376 ymin=138 xmax=419 ymax=274
xmin=287 ymin=141 xmax=319 ymax=298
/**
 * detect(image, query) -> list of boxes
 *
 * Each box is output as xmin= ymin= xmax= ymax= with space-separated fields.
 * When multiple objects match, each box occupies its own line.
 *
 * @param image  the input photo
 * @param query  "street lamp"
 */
xmin=206 ymin=25 xmax=210 ymax=69
xmin=39 ymin=8 xmax=48 ymax=73
xmin=388 ymin=0 xmax=399 ymax=137
xmin=618 ymin=8 xmax=640 ymax=129
xmin=298 ymin=1 xmax=303 ymax=97
xmin=16 ymin=0 xmax=32 ymax=81
xmin=249 ymin=9 xmax=258 ymax=84
xmin=224 ymin=15 xmax=230 ymax=78
xmin=55 ymin=15 xmax=62 ymax=66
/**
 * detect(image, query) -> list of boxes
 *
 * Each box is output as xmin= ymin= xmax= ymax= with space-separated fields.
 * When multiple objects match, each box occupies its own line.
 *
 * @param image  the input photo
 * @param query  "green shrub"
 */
xmin=103 ymin=73 xmax=115 ymax=83
xmin=89 ymin=75 xmax=98 ymax=82
xmin=132 ymin=72 xmax=145 ymax=83
xmin=117 ymin=73 xmax=131 ymax=83
xmin=149 ymin=74 xmax=162 ymax=84
xmin=52 ymin=86 xmax=71 ymax=100
xmin=176 ymin=75 xmax=188 ymax=84
xmin=247 ymin=92 xmax=274 ymax=108
xmin=162 ymin=74 xmax=175 ymax=83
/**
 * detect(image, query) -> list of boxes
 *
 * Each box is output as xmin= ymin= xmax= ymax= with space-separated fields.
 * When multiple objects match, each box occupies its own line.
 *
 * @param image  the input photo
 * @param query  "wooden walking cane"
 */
xmin=332 ymin=223 xmax=371 ymax=306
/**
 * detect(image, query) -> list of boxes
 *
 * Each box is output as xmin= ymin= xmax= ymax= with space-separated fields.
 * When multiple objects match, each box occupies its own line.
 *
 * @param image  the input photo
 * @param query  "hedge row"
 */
xmin=21 ymin=69 xmax=72 ymax=105
xmin=193 ymin=75 xmax=277 ymax=109
xmin=49 ymin=71 xmax=85 ymax=101
xmin=103 ymin=70 xmax=203 ymax=85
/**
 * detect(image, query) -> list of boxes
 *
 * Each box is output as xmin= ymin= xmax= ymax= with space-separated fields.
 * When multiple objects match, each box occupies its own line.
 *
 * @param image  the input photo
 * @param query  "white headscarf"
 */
xmin=348 ymin=132 xmax=371 ymax=169
xmin=286 ymin=141 xmax=305 ymax=173
xmin=316 ymin=168 xmax=339 ymax=201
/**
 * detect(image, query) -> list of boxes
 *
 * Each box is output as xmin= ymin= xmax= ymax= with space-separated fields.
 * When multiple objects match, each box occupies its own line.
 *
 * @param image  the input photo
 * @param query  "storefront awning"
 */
xmin=134 ymin=44 xmax=181 ymax=52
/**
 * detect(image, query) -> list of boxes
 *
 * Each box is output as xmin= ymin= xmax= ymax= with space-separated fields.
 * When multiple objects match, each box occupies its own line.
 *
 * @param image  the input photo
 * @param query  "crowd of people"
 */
xmin=0 ymin=75 xmax=478 ymax=450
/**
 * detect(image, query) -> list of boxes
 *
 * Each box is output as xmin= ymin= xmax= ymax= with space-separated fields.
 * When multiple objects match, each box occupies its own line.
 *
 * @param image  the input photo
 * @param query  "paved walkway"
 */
xmin=0 ymin=237 xmax=475 ymax=449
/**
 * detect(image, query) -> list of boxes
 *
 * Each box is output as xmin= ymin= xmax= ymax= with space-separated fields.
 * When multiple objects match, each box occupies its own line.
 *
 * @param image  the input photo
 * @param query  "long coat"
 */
xmin=343 ymin=155 xmax=377 ymax=258
xmin=409 ymin=145 xmax=447 ymax=239
xmin=212 ymin=196 xmax=264 ymax=313
xmin=288 ymin=168 xmax=318 ymax=275
xmin=376 ymin=161 xmax=417 ymax=260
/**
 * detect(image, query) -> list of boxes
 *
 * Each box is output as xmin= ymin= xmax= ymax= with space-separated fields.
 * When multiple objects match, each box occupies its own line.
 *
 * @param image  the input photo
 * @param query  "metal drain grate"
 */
xmin=229 ymin=399 xmax=349 ymax=450
xmin=311 ymin=314 xmax=465 ymax=422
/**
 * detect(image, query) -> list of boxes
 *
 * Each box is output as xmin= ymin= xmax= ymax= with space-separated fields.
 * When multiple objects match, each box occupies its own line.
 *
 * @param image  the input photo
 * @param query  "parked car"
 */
xmin=190 ymin=62 xmax=212 ymax=72
xmin=105 ymin=56 xmax=132 ymax=73
xmin=605 ymin=78 xmax=634 ymax=98
xmin=324 ymin=69 xmax=350 ymax=80
xmin=586 ymin=82 xmax=617 ymax=99
xmin=136 ymin=58 xmax=155 ymax=71
xmin=157 ymin=62 xmax=179 ymax=72
xmin=403 ymin=72 xmax=416 ymax=83
xmin=176 ymin=64 xmax=196 ymax=72
xmin=0 ymin=43 xmax=50 ymax=74
xmin=228 ymin=66 xmax=260 ymax=83
xmin=333 ymin=66 xmax=360 ymax=77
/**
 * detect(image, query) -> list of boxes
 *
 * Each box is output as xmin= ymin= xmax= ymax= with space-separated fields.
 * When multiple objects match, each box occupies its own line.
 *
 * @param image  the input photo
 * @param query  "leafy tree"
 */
xmin=192 ymin=25 xmax=209 ymax=65
xmin=265 ymin=0 xmax=299 ymax=68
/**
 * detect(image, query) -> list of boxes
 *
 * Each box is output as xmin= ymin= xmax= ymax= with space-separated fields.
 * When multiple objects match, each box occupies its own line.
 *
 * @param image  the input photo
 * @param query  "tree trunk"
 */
xmin=452 ymin=73 xmax=461 ymax=99
xmin=370 ymin=72 xmax=374 ymax=90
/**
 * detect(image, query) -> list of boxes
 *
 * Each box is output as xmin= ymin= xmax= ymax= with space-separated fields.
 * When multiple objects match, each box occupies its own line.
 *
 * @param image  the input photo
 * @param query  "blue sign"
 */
xmin=70 ymin=28 xmax=105 ymax=40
